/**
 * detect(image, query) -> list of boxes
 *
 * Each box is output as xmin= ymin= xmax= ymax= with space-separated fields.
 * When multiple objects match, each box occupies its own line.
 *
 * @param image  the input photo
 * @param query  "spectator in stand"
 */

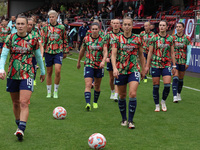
xmin=63 ymin=19 xmax=70 ymax=35
xmin=7 ymin=16 xmax=17 ymax=34
xmin=138 ymin=1 xmax=145 ymax=19
xmin=107 ymin=1 xmax=115 ymax=19
xmin=150 ymin=23 xmax=157 ymax=34
xmin=78 ymin=22 xmax=89 ymax=52
xmin=100 ymin=7 xmax=108 ymax=19
xmin=127 ymin=5 xmax=135 ymax=18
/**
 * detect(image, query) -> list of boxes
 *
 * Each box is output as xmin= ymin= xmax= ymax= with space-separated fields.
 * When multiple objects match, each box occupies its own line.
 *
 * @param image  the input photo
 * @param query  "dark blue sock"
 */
xmin=94 ymin=90 xmax=100 ymax=103
xmin=118 ymin=98 xmax=127 ymax=121
xmin=145 ymin=75 xmax=147 ymax=79
xmin=178 ymin=79 xmax=183 ymax=94
xmin=16 ymin=120 xmax=20 ymax=126
xmin=128 ymin=98 xmax=137 ymax=122
xmin=153 ymin=85 xmax=159 ymax=104
xmin=84 ymin=92 xmax=91 ymax=104
xmin=18 ymin=121 xmax=26 ymax=132
xmin=172 ymin=76 xmax=179 ymax=96
xmin=162 ymin=84 xmax=171 ymax=100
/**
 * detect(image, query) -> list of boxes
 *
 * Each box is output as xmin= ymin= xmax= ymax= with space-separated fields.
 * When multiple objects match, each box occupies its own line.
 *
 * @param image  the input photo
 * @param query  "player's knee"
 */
xmin=129 ymin=91 xmax=137 ymax=98
xmin=13 ymin=100 xmax=20 ymax=108
xmin=119 ymin=93 xmax=126 ymax=99
xmin=20 ymin=100 xmax=29 ymax=109
xmin=55 ymin=71 xmax=61 ymax=77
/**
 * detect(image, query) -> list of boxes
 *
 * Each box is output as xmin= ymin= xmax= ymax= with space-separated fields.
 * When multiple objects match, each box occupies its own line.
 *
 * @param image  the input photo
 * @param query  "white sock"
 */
xmin=114 ymin=93 xmax=118 ymax=98
xmin=111 ymin=90 xmax=115 ymax=94
xmin=47 ymin=85 xmax=51 ymax=94
xmin=54 ymin=84 xmax=59 ymax=92
xmin=156 ymin=104 xmax=159 ymax=107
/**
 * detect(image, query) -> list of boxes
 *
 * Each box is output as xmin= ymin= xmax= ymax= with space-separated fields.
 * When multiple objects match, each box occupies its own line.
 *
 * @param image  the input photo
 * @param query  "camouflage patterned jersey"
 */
xmin=112 ymin=33 xmax=142 ymax=74
xmin=149 ymin=34 xmax=174 ymax=68
xmin=3 ymin=33 xmax=39 ymax=79
xmin=0 ymin=26 xmax=11 ymax=43
xmin=41 ymin=23 xmax=68 ymax=54
xmin=30 ymin=30 xmax=41 ymax=42
xmin=173 ymin=34 xmax=191 ymax=65
xmin=86 ymin=29 xmax=105 ymax=37
xmin=140 ymin=31 xmax=154 ymax=54
xmin=82 ymin=35 xmax=106 ymax=69
xmin=104 ymin=30 xmax=122 ymax=58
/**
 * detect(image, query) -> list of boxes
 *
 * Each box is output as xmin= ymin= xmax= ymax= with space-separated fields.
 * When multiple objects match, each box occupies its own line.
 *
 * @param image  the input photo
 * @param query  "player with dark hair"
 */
xmin=104 ymin=19 xmax=121 ymax=101
xmin=172 ymin=22 xmax=191 ymax=103
xmin=0 ymin=15 xmax=45 ymax=140
xmin=41 ymin=10 xmax=68 ymax=98
xmin=77 ymin=22 xmax=107 ymax=111
xmin=140 ymin=21 xmax=155 ymax=83
xmin=145 ymin=20 xmax=176 ymax=112
xmin=111 ymin=17 xmax=145 ymax=129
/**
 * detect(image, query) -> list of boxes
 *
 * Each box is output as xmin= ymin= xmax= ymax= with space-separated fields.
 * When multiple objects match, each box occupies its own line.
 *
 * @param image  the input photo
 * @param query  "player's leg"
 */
xmin=93 ymin=77 xmax=102 ymax=108
xmin=143 ymin=52 xmax=148 ymax=83
xmin=151 ymin=68 xmax=161 ymax=111
xmin=161 ymin=68 xmax=172 ymax=111
xmin=177 ymin=65 xmax=186 ymax=101
xmin=172 ymin=65 xmax=179 ymax=103
xmin=32 ymin=57 xmax=37 ymax=86
xmin=53 ymin=53 xmax=63 ymax=98
xmin=54 ymin=63 xmax=62 ymax=98
xmin=46 ymin=66 xmax=53 ymax=98
xmin=115 ymin=74 xmax=128 ymax=126
xmin=84 ymin=67 xmax=94 ymax=111
xmin=128 ymin=72 xmax=140 ymax=129
xmin=10 ymin=92 xmax=20 ymax=126
xmin=108 ymin=70 xmax=115 ymax=99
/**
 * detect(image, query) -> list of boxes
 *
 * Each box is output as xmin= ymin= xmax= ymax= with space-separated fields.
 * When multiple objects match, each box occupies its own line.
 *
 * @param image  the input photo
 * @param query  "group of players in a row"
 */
xmin=0 ymin=9 xmax=191 ymax=141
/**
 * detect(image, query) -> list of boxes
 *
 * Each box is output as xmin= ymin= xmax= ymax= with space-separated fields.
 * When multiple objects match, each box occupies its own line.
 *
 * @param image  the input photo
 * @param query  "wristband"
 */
xmin=172 ymin=65 xmax=176 ymax=68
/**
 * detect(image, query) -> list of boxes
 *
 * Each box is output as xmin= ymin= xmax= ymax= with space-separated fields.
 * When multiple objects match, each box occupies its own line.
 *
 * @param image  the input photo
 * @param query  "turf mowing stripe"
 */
xmin=67 ymin=57 xmax=200 ymax=92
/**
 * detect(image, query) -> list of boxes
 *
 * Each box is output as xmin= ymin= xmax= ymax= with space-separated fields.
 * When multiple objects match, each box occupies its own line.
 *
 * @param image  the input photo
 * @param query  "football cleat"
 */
xmin=143 ymin=79 xmax=147 ymax=83
xmin=46 ymin=93 xmax=51 ymax=98
xmin=110 ymin=93 xmax=115 ymax=100
xmin=161 ymin=100 xmax=167 ymax=112
xmin=121 ymin=120 xmax=127 ymax=126
xmin=14 ymin=128 xmax=24 ymax=141
xmin=155 ymin=105 xmax=160 ymax=112
xmin=53 ymin=91 xmax=58 ymax=98
xmin=85 ymin=103 xmax=91 ymax=111
xmin=173 ymin=96 xmax=178 ymax=103
xmin=93 ymin=102 xmax=98 ymax=109
xmin=177 ymin=93 xmax=182 ymax=101
xmin=128 ymin=121 xmax=135 ymax=129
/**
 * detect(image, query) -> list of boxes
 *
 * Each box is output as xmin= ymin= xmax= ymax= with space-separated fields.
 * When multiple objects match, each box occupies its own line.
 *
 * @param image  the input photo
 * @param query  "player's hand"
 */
xmin=145 ymin=66 xmax=149 ymax=75
xmin=100 ymin=61 xmax=105 ymax=68
xmin=185 ymin=64 xmax=189 ymax=70
xmin=40 ymin=75 xmax=45 ymax=82
xmin=113 ymin=68 xmax=119 ymax=79
xmin=77 ymin=62 xmax=81 ymax=69
xmin=63 ymin=53 xmax=67 ymax=59
xmin=0 ymin=71 xmax=6 ymax=80
xmin=106 ymin=58 xmax=110 ymax=63
xmin=12 ymin=24 xmax=15 ymax=27
xmin=172 ymin=68 xmax=176 ymax=75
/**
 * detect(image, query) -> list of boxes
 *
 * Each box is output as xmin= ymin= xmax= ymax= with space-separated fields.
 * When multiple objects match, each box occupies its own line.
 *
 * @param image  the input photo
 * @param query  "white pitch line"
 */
xmin=67 ymin=57 xmax=200 ymax=92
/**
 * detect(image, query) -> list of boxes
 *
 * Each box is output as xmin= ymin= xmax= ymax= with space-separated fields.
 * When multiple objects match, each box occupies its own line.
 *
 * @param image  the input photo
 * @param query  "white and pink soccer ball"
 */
xmin=53 ymin=106 xmax=67 ymax=119
xmin=88 ymin=133 xmax=106 ymax=149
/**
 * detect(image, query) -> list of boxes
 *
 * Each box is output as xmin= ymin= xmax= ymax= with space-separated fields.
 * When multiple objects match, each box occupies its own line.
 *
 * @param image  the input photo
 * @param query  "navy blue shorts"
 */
xmin=44 ymin=52 xmax=63 ymax=67
xmin=143 ymin=52 xmax=148 ymax=60
xmin=151 ymin=68 xmax=172 ymax=77
xmin=176 ymin=64 xmax=186 ymax=72
xmin=106 ymin=60 xmax=113 ymax=71
xmin=114 ymin=72 xmax=140 ymax=85
xmin=7 ymin=78 xmax=34 ymax=92
xmin=84 ymin=67 xmax=104 ymax=78
xmin=0 ymin=43 xmax=4 ymax=49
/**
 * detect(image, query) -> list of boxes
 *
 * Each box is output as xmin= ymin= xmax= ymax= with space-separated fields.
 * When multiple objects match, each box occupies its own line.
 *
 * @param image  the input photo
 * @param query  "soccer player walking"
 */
xmin=104 ymin=19 xmax=121 ymax=101
xmin=0 ymin=15 xmax=45 ymax=140
xmin=140 ymin=22 xmax=155 ymax=83
xmin=145 ymin=20 xmax=176 ymax=112
xmin=111 ymin=17 xmax=145 ymax=129
xmin=172 ymin=22 xmax=191 ymax=103
xmin=41 ymin=10 xmax=68 ymax=98
xmin=77 ymin=22 xmax=107 ymax=111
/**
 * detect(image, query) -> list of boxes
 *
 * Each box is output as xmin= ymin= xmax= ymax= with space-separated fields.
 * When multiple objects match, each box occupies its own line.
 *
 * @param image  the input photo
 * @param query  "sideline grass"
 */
xmin=0 ymin=52 xmax=199 ymax=150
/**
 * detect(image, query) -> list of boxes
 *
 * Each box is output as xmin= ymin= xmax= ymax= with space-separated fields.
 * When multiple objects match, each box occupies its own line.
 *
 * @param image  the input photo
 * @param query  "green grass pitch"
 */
xmin=0 ymin=52 xmax=199 ymax=150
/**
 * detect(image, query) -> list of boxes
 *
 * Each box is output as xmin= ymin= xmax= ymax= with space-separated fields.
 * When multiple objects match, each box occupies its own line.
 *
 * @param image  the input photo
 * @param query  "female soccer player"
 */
xmin=172 ymin=22 xmax=191 ymax=103
xmin=145 ymin=20 xmax=176 ymax=112
xmin=140 ymin=21 xmax=155 ymax=83
xmin=0 ymin=15 xmax=45 ymax=140
xmin=111 ymin=17 xmax=145 ymax=129
xmin=41 ymin=10 xmax=68 ymax=98
xmin=104 ymin=19 xmax=121 ymax=101
xmin=77 ymin=22 xmax=107 ymax=111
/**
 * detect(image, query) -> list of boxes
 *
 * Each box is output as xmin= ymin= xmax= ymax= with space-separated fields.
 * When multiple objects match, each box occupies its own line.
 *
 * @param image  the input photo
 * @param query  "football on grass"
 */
xmin=53 ymin=106 xmax=67 ymax=119
xmin=88 ymin=133 xmax=106 ymax=149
